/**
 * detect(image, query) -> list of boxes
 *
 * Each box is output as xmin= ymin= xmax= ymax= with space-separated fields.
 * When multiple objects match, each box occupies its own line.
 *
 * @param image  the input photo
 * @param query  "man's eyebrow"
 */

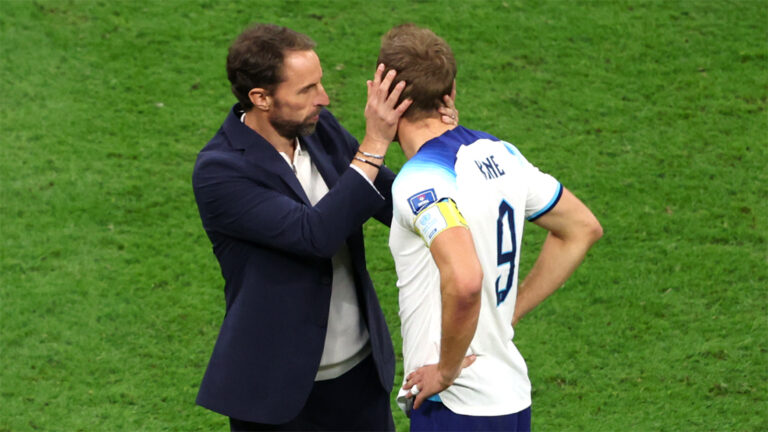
xmin=298 ymin=72 xmax=322 ymax=93
xmin=299 ymin=83 xmax=317 ymax=92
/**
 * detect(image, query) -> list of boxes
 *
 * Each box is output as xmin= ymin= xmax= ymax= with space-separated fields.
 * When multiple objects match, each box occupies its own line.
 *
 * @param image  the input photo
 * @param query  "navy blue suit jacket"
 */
xmin=192 ymin=105 xmax=395 ymax=423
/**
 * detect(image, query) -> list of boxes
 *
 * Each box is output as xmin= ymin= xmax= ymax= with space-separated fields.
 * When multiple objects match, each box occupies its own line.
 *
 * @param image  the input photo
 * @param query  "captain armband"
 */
xmin=413 ymin=198 xmax=468 ymax=247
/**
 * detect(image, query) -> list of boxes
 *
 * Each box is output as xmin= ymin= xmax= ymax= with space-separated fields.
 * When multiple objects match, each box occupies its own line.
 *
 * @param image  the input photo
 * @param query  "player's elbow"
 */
xmin=452 ymin=263 xmax=483 ymax=303
xmin=584 ymin=217 xmax=603 ymax=245
xmin=568 ymin=213 xmax=602 ymax=248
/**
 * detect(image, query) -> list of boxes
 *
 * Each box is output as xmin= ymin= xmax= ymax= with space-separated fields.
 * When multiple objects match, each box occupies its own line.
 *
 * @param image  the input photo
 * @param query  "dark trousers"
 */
xmin=230 ymin=355 xmax=394 ymax=431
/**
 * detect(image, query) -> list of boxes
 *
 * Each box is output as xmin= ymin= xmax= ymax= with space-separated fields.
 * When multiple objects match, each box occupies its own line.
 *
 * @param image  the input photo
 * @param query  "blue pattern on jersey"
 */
xmin=394 ymin=126 xmax=503 ymax=189
xmin=418 ymin=126 xmax=501 ymax=165
xmin=503 ymin=142 xmax=521 ymax=159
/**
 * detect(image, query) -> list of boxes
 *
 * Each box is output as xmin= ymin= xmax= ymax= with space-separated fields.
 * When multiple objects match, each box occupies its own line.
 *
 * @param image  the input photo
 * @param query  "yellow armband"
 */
xmin=414 ymin=198 xmax=468 ymax=247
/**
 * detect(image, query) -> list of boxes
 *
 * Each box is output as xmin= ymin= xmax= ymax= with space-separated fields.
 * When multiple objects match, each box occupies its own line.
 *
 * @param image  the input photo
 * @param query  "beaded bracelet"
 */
xmin=354 ymin=156 xmax=382 ymax=169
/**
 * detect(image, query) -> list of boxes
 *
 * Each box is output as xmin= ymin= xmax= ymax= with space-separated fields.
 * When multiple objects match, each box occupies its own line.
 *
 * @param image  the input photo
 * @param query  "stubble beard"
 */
xmin=269 ymin=108 xmax=322 ymax=140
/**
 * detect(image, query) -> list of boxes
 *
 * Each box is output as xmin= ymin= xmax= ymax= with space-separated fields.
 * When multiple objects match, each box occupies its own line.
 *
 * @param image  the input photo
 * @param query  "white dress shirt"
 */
xmin=279 ymin=140 xmax=372 ymax=381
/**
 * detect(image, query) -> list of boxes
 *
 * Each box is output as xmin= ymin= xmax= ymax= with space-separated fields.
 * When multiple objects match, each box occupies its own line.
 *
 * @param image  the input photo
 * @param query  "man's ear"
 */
xmin=450 ymin=80 xmax=456 ymax=101
xmin=248 ymin=88 xmax=272 ymax=111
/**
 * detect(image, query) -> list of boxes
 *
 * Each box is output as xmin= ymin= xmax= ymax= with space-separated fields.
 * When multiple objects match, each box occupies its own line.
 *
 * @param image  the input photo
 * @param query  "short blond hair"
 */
xmin=377 ymin=24 xmax=456 ymax=120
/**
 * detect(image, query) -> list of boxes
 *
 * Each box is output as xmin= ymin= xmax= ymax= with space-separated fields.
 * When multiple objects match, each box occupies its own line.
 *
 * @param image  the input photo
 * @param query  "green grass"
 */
xmin=2 ymin=0 xmax=766 ymax=430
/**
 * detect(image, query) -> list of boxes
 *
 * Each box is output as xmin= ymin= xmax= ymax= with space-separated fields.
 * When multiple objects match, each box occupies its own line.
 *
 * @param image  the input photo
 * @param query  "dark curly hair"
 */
xmin=226 ymin=24 xmax=316 ymax=110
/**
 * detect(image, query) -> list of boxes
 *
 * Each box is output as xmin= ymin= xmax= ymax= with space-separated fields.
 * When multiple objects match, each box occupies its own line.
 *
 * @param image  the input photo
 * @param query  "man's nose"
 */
xmin=316 ymin=83 xmax=330 ymax=106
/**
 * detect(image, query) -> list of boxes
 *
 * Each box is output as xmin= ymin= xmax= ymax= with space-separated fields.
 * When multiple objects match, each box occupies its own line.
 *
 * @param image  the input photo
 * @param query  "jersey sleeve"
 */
xmin=502 ymin=142 xmax=563 ymax=221
xmin=523 ymin=160 xmax=562 ymax=221
xmin=391 ymin=162 xmax=461 ymax=238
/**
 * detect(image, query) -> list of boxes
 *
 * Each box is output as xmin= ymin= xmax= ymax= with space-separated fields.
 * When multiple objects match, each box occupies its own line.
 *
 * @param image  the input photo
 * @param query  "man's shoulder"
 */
xmin=193 ymin=127 xmax=249 ymax=179
xmin=392 ymin=159 xmax=458 ymax=214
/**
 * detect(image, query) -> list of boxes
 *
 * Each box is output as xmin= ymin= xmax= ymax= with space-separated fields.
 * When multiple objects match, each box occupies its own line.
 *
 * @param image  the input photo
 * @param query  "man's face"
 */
xmin=269 ymin=50 xmax=330 ymax=139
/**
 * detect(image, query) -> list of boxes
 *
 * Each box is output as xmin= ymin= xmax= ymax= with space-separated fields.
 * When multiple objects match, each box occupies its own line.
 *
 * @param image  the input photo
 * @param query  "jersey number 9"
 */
xmin=495 ymin=201 xmax=517 ymax=306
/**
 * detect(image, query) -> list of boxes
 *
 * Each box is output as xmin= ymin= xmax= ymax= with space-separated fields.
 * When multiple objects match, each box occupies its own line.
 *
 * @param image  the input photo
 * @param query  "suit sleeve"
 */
xmin=371 ymin=166 xmax=394 ymax=227
xmin=193 ymin=152 xmax=387 ymax=259
xmin=326 ymin=111 xmax=394 ymax=228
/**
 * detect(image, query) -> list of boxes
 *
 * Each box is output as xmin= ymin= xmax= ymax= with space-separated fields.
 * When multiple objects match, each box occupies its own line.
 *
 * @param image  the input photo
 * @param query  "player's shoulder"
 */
xmin=393 ymin=157 xmax=455 ymax=196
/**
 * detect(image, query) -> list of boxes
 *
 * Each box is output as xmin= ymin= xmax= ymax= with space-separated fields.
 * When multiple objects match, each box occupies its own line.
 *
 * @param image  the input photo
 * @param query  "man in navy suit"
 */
xmin=192 ymin=24 xmax=456 ymax=430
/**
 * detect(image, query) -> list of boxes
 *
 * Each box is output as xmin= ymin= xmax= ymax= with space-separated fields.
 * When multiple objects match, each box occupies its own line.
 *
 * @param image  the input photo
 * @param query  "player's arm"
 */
xmin=403 ymin=199 xmax=482 ymax=410
xmin=432 ymin=226 xmax=483 ymax=383
xmin=513 ymin=187 xmax=603 ymax=325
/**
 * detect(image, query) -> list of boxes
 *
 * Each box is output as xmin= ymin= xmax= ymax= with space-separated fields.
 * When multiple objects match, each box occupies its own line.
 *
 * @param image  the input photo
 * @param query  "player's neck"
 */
xmin=398 ymin=116 xmax=456 ymax=160
xmin=243 ymin=109 xmax=296 ymax=157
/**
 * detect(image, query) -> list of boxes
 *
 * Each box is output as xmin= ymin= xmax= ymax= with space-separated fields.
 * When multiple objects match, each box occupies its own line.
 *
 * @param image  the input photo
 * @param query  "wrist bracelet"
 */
xmin=357 ymin=150 xmax=385 ymax=160
xmin=354 ymin=156 xmax=381 ymax=169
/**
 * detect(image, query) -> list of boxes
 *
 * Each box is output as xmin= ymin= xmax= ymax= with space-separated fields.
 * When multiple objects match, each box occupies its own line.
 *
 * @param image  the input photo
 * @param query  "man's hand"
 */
xmin=402 ymin=354 xmax=476 ymax=410
xmin=363 ymin=63 xmax=412 ymax=149
xmin=438 ymin=83 xmax=458 ymax=125
xmin=353 ymin=64 xmax=412 ymax=180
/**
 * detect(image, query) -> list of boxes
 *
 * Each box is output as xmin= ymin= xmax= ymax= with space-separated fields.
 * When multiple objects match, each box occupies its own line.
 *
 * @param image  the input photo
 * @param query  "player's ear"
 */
xmin=248 ymin=88 xmax=272 ymax=111
xmin=450 ymin=80 xmax=456 ymax=101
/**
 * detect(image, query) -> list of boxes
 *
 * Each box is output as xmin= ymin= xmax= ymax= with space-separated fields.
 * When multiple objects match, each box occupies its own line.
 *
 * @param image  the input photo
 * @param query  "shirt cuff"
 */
xmin=350 ymin=164 xmax=384 ymax=199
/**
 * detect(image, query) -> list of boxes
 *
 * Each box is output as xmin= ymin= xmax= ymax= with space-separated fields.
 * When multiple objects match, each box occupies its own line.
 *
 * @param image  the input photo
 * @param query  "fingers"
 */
xmin=408 ymin=383 xmax=420 ymax=399
xmin=372 ymin=63 xmax=385 ymax=87
xmin=413 ymin=392 xmax=426 ymax=410
xmin=387 ymin=80 xmax=406 ymax=107
xmin=403 ymin=371 xmax=417 ymax=391
xmin=403 ymin=381 xmax=425 ymax=410
xmin=402 ymin=368 xmax=427 ymax=410
xmin=403 ymin=357 xmax=474 ymax=412
xmin=372 ymin=64 xmax=406 ymax=109
xmin=367 ymin=64 xmax=385 ymax=99
xmin=403 ymin=371 xmax=420 ymax=400
xmin=461 ymin=354 xmax=477 ymax=369
xmin=442 ymin=94 xmax=455 ymax=110
xmin=394 ymin=97 xmax=413 ymax=116
xmin=363 ymin=63 xmax=409 ymax=146
xmin=379 ymin=67 xmax=397 ymax=95
xmin=368 ymin=64 xmax=396 ymax=102
xmin=438 ymin=94 xmax=458 ymax=125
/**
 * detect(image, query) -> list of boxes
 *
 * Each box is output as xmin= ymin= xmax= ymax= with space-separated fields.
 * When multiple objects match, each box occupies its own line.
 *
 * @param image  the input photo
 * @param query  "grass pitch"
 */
xmin=1 ymin=1 xmax=766 ymax=430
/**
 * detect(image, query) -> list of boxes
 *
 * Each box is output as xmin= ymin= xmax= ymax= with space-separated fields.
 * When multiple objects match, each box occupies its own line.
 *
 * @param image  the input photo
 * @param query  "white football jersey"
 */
xmin=390 ymin=126 xmax=562 ymax=416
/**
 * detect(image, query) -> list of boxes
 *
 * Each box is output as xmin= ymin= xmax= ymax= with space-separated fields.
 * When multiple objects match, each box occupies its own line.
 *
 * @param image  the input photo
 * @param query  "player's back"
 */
xmin=391 ymin=126 xmax=562 ymax=416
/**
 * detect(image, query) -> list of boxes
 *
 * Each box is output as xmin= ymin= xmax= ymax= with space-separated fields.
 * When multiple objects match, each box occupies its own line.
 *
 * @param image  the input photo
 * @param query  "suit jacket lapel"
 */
xmin=301 ymin=134 xmax=339 ymax=189
xmin=222 ymin=109 xmax=311 ymax=205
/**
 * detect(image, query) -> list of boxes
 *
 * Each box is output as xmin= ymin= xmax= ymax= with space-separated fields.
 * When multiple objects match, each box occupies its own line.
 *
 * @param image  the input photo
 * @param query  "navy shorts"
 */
xmin=410 ymin=400 xmax=531 ymax=432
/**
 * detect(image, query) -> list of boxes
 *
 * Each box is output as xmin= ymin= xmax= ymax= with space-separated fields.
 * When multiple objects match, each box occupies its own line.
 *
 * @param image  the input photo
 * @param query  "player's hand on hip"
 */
xmin=363 ymin=64 xmax=412 ymax=151
xmin=402 ymin=354 xmax=476 ymax=410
